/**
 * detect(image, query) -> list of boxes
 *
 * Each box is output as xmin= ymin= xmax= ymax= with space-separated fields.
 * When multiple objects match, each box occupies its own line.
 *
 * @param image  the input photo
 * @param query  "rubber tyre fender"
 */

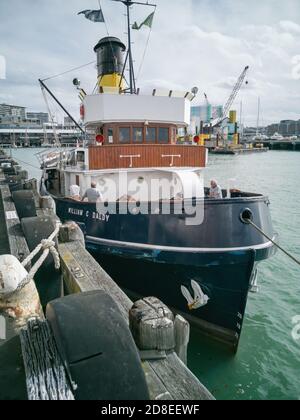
xmin=46 ymin=291 xmax=150 ymax=401
xmin=12 ymin=190 xmax=37 ymax=220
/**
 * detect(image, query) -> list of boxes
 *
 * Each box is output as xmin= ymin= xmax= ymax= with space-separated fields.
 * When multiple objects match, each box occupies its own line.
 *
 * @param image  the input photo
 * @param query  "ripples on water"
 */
xmin=11 ymin=148 xmax=300 ymax=400
xmin=191 ymin=151 xmax=300 ymax=400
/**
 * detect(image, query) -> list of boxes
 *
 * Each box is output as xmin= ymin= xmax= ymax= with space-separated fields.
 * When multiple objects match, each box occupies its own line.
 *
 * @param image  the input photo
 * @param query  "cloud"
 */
xmin=0 ymin=0 xmax=300 ymax=126
xmin=279 ymin=20 xmax=300 ymax=34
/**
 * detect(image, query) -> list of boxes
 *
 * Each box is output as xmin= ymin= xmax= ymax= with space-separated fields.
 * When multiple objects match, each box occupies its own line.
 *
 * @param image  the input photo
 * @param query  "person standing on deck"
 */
xmin=209 ymin=180 xmax=223 ymax=199
xmin=69 ymin=185 xmax=81 ymax=201
xmin=82 ymin=182 xmax=103 ymax=203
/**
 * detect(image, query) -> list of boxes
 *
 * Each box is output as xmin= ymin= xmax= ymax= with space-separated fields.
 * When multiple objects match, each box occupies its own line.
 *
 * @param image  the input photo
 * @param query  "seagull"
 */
xmin=181 ymin=280 xmax=209 ymax=311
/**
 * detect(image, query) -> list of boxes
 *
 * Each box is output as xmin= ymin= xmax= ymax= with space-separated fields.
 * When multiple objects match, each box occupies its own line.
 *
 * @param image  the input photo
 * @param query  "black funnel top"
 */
xmin=94 ymin=37 xmax=126 ymax=52
xmin=94 ymin=37 xmax=126 ymax=77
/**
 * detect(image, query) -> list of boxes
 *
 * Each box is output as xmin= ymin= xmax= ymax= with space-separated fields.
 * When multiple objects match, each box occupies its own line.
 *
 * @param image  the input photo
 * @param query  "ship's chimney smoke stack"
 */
xmin=94 ymin=37 xmax=126 ymax=92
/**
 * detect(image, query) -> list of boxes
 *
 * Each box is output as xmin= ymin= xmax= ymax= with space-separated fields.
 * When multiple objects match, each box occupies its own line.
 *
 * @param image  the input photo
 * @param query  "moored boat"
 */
xmin=39 ymin=0 xmax=277 ymax=351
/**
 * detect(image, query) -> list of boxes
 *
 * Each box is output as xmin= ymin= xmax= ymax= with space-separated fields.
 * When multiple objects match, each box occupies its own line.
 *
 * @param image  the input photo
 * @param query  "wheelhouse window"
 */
xmin=133 ymin=127 xmax=143 ymax=143
xmin=107 ymin=128 xmax=114 ymax=144
xmin=77 ymin=151 xmax=85 ymax=163
xmin=158 ymin=127 xmax=169 ymax=144
xmin=102 ymin=123 xmax=174 ymax=144
xmin=145 ymin=127 xmax=156 ymax=143
xmin=119 ymin=127 xmax=130 ymax=144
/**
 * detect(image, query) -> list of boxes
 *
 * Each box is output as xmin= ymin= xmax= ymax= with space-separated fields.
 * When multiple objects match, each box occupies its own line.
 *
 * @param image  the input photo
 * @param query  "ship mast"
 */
xmin=111 ymin=0 xmax=156 ymax=94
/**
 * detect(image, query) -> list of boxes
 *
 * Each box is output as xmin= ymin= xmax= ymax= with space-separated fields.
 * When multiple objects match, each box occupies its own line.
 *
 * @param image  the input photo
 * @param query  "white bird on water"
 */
xmin=181 ymin=280 xmax=210 ymax=311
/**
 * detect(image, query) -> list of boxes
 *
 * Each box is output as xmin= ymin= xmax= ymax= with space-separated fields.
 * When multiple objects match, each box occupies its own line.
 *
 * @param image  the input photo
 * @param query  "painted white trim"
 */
xmin=86 ymin=236 xmax=275 ymax=253
xmin=63 ymin=167 xmax=204 ymax=175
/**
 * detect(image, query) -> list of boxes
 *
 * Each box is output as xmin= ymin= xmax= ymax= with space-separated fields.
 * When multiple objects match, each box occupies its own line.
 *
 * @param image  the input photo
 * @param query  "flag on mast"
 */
xmin=78 ymin=9 xmax=105 ymax=23
xmin=132 ymin=12 xmax=155 ymax=30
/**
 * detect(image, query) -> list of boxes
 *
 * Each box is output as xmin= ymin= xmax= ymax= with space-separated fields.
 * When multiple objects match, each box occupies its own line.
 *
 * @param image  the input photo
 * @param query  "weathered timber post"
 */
xmin=129 ymin=297 xmax=175 ymax=360
xmin=39 ymin=195 xmax=56 ymax=212
xmin=129 ymin=297 xmax=190 ymax=365
xmin=174 ymin=315 xmax=190 ymax=366
xmin=24 ymin=178 xmax=37 ymax=192
xmin=59 ymin=222 xmax=85 ymax=247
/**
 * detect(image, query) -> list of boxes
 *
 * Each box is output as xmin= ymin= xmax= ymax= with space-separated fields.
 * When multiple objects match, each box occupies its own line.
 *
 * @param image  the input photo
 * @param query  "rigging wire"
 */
xmin=41 ymin=1 xmax=116 ymax=85
xmin=136 ymin=24 xmax=153 ymax=85
xmin=12 ymin=156 xmax=41 ymax=171
xmin=40 ymin=86 xmax=61 ymax=146
xmin=40 ymin=2 xmax=155 ymax=98
xmin=41 ymin=61 xmax=96 ymax=82
xmin=98 ymin=0 xmax=132 ymax=91
xmin=135 ymin=7 xmax=156 ymax=86
xmin=98 ymin=0 xmax=120 ymax=79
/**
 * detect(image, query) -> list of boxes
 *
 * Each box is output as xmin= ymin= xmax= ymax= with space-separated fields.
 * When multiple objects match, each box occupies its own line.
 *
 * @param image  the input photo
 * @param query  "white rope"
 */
xmin=1 ymin=223 xmax=61 ymax=299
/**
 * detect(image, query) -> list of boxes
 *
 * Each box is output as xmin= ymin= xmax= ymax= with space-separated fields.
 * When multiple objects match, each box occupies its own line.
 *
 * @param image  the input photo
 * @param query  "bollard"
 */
xmin=39 ymin=195 xmax=55 ymax=212
xmin=24 ymin=179 xmax=37 ymax=192
xmin=59 ymin=222 xmax=85 ymax=247
xmin=129 ymin=297 xmax=175 ymax=359
xmin=0 ymin=255 xmax=43 ymax=340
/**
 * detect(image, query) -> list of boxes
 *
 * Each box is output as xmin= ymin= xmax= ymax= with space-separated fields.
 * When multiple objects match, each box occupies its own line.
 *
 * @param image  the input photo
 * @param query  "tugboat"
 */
xmin=39 ymin=0 xmax=277 ymax=351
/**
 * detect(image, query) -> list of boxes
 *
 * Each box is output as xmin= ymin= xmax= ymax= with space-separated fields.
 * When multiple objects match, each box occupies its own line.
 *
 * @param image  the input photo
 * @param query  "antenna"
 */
xmin=110 ymin=0 xmax=156 ymax=94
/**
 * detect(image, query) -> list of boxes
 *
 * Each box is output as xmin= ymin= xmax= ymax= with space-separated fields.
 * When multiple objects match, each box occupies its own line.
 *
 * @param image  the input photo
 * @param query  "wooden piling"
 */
xmin=174 ymin=315 xmax=190 ymax=365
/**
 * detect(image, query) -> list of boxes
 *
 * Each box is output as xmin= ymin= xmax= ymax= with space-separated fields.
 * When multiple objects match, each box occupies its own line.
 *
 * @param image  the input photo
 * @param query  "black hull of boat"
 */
xmin=54 ymin=196 xmax=276 ymax=350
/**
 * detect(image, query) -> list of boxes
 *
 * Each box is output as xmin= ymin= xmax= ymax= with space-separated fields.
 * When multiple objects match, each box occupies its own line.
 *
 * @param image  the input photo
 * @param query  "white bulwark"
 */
xmin=83 ymin=94 xmax=191 ymax=126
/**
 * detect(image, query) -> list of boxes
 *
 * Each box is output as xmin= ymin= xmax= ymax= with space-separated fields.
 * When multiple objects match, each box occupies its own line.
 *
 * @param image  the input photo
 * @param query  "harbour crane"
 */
xmin=212 ymin=65 xmax=249 ymax=145
xmin=212 ymin=65 xmax=249 ymax=129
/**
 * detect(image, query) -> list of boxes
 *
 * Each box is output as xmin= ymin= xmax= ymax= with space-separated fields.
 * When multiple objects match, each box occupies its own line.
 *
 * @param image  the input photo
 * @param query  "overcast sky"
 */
xmin=0 ymin=0 xmax=300 ymax=126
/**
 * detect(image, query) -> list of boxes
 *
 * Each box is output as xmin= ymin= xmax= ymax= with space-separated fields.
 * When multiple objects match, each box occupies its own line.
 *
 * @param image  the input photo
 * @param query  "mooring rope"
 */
xmin=0 ymin=222 xmax=61 ymax=299
xmin=247 ymin=219 xmax=300 ymax=266
xmin=21 ymin=222 xmax=61 ymax=288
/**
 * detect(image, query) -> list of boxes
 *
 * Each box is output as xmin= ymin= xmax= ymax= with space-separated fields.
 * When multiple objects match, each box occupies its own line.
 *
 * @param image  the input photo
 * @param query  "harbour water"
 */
xmin=10 ymin=148 xmax=300 ymax=400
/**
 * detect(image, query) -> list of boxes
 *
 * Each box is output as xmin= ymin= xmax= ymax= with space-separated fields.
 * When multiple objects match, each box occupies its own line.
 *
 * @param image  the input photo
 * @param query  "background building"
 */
xmin=26 ymin=112 xmax=49 ymax=125
xmin=0 ymin=103 xmax=26 ymax=121
xmin=191 ymin=105 xmax=223 ymax=133
xmin=266 ymin=120 xmax=300 ymax=137
xmin=0 ymin=103 xmax=81 ymax=147
xmin=64 ymin=116 xmax=75 ymax=127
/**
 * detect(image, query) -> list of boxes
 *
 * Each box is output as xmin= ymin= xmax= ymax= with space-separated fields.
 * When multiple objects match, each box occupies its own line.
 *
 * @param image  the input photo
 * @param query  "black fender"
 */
xmin=46 ymin=291 xmax=150 ymax=401
xmin=12 ymin=190 xmax=37 ymax=220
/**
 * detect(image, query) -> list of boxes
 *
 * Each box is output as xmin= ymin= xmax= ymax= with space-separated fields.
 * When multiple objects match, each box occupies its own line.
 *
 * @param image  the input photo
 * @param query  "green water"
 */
xmin=11 ymin=148 xmax=300 ymax=400
xmin=189 ymin=151 xmax=300 ymax=400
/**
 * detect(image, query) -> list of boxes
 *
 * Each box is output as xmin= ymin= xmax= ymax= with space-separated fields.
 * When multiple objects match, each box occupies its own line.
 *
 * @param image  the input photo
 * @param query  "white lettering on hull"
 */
xmin=68 ymin=208 xmax=84 ymax=216
xmin=68 ymin=208 xmax=110 ymax=222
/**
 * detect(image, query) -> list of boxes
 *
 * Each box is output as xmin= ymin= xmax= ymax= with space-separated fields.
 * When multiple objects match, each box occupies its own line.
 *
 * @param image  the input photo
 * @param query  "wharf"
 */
xmin=210 ymin=147 xmax=269 ymax=155
xmin=247 ymin=140 xmax=300 ymax=151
